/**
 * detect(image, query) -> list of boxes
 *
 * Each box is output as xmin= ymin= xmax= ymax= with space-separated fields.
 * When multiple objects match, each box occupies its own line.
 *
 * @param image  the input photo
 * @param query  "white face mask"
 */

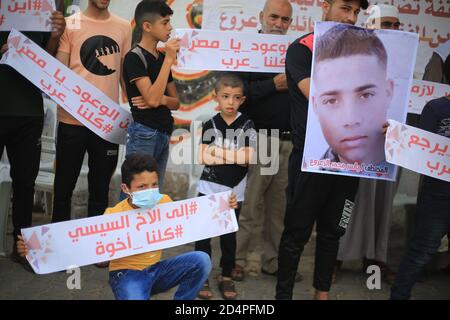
xmin=128 ymin=188 xmax=163 ymax=209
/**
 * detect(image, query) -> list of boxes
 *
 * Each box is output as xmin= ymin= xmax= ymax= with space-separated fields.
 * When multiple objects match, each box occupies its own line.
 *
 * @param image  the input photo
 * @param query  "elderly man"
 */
xmin=233 ymin=0 xmax=303 ymax=282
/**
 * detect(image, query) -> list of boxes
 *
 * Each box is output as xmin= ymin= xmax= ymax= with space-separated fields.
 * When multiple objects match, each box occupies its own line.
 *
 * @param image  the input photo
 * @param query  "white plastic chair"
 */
xmin=108 ymin=144 xmax=126 ymax=204
xmin=35 ymin=98 xmax=57 ymax=216
xmin=0 ymin=157 xmax=12 ymax=256
xmin=39 ymin=98 xmax=57 ymax=173
xmin=187 ymin=117 xmax=207 ymax=199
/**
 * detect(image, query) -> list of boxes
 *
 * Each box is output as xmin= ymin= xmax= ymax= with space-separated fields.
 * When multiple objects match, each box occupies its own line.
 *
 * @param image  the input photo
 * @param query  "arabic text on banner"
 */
xmin=0 ymin=0 xmax=55 ymax=31
xmin=0 ymin=29 xmax=132 ymax=144
xmin=201 ymin=0 xmax=450 ymax=77
xmin=175 ymin=28 xmax=297 ymax=73
xmin=385 ymin=119 xmax=450 ymax=182
xmin=21 ymin=191 xmax=238 ymax=274
xmin=408 ymin=80 xmax=450 ymax=115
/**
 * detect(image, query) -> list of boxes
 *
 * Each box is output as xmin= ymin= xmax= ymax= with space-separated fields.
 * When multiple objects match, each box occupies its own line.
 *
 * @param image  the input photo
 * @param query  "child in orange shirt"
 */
xmin=18 ymin=153 xmax=238 ymax=300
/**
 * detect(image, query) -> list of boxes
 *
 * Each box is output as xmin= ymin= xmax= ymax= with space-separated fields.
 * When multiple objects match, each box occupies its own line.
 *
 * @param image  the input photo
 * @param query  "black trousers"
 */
xmin=195 ymin=192 xmax=241 ymax=277
xmin=276 ymin=149 xmax=359 ymax=299
xmin=51 ymin=123 xmax=118 ymax=222
xmin=0 ymin=117 xmax=43 ymax=242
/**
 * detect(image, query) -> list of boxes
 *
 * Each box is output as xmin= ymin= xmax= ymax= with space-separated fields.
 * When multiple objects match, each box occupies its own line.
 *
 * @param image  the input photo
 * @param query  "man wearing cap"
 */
xmin=365 ymin=3 xmax=400 ymax=30
xmin=276 ymin=0 xmax=368 ymax=300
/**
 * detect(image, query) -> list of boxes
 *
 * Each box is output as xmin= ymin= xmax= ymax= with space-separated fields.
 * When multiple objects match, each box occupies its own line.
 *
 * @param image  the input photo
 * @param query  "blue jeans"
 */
xmin=126 ymin=121 xmax=170 ymax=188
xmin=109 ymin=251 xmax=211 ymax=300
xmin=119 ymin=122 xmax=170 ymax=201
xmin=390 ymin=183 xmax=450 ymax=300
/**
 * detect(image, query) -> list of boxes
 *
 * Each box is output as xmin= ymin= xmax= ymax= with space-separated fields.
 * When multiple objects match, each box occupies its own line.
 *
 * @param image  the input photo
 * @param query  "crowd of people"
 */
xmin=2 ymin=0 xmax=449 ymax=300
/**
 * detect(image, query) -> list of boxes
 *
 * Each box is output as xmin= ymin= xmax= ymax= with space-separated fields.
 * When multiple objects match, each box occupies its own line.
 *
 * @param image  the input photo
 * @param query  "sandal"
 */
xmin=231 ymin=264 xmax=245 ymax=281
xmin=218 ymin=278 xmax=237 ymax=300
xmin=197 ymin=280 xmax=213 ymax=300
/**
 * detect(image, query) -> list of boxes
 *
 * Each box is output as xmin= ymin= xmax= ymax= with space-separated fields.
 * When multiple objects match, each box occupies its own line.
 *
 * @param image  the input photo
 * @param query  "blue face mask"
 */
xmin=130 ymin=188 xmax=163 ymax=209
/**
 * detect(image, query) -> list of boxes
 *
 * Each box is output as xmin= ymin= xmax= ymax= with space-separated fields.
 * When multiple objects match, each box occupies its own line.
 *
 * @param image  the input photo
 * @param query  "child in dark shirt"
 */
xmin=196 ymin=73 xmax=256 ymax=300
xmin=122 ymin=0 xmax=180 ymax=188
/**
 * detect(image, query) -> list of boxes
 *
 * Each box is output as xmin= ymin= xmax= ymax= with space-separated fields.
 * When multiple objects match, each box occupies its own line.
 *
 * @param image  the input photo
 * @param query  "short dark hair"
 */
xmin=134 ymin=0 xmax=173 ymax=32
xmin=214 ymin=73 xmax=245 ymax=93
xmin=315 ymin=24 xmax=387 ymax=70
xmin=121 ymin=153 xmax=158 ymax=187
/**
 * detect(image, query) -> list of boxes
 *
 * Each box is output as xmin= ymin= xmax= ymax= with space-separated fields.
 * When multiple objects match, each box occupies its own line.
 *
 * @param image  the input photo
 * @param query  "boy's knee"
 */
xmin=113 ymin=288 xmax=148 ymax=300
xmin=282 ymin=226 xmax=310 ymax=246
xmin=192 ymin=251 xmax=212 ymax=275
xmin=111 ymin=281 xmax=149 ymax=300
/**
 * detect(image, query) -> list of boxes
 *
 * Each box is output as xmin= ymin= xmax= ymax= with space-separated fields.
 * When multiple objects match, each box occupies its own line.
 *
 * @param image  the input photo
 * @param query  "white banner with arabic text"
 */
xmin=175 ymin=28 xmax=296 ymax=73
xmin=0 ymin=0 xmax=55 ymax=31
xmin=386 ymin=119 xmax=450 ymax=182
xmin=0 ymin=29 xmax=132 ymax=144
xmin=202 ymin=0 xmax=450 ymax=78
xmin=21 ymin=192 xmax=238 ymax=274
xmin=408 ymin=79 xmax=450 ymax=115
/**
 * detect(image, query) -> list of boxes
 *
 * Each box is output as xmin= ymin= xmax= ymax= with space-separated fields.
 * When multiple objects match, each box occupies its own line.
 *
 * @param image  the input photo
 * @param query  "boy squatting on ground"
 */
xmin=17 ymin=153 xmax=239 ymax=300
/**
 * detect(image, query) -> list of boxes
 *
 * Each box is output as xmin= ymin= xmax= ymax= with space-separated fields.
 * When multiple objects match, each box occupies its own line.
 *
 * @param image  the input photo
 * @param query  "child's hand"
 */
xmin=1 ymin=44 xmax=8 ymax=55
xmin=382 ymin=121 xmax=390 ymax=136
xmin=131 ymin=96 xmax=148 ymax=109
xmin=228 ymin=193 xmax=238 ymax=209
xmin=16 ymin=235 xmax=29 ymax=258
xmin=49 ymin=10 xmax=66 ymax=39
xmin=165 ymin=38 xmax=180 ymax=62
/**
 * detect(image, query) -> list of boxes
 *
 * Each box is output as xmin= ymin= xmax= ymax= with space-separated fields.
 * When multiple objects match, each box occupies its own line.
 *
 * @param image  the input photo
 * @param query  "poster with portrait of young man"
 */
xmin=302 ymin=21 xmax=418 ymax=181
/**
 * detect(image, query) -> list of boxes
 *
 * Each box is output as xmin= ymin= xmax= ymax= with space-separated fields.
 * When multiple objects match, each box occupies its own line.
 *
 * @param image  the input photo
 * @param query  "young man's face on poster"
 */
xmin=312 ymin=54 xmax=393 ymax=164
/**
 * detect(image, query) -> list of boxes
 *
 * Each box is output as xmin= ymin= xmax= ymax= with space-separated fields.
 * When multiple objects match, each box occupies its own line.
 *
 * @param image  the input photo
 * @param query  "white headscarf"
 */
xmin=366 ymin=4 xmax=399 ymax=21
xmin=435 ymin=40 xmax=450 ymax=62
